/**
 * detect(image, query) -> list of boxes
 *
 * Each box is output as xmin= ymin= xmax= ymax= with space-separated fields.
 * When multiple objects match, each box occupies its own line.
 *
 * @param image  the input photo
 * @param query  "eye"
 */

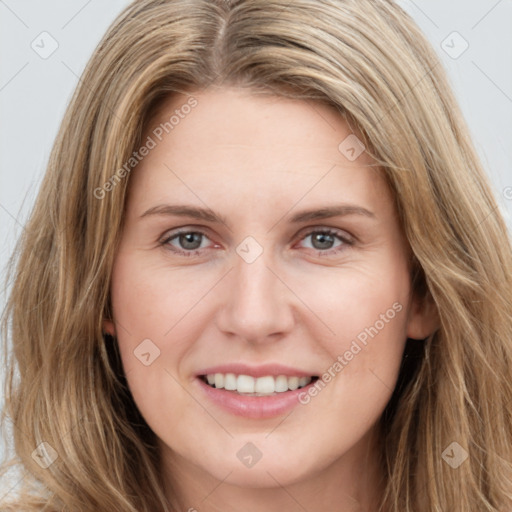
xmin=159 ymin=226 xmax=354 ymax=258
xmin=297 ymin=228 xmax=353 ymax=255
xmin=160 ymin=229 xmax=213 ymax=256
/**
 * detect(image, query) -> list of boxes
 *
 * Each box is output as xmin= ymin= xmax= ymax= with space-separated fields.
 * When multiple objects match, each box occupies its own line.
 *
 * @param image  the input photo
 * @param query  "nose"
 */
xmin=215 ymin=245 xmax=296 ymax=344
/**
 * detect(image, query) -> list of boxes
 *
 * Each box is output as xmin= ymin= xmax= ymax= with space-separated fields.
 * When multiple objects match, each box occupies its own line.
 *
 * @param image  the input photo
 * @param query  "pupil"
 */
xmin=313 ymin=233 xmax=333 ymax=250
xmin=180 ymin=233 xmax=202 ymax=250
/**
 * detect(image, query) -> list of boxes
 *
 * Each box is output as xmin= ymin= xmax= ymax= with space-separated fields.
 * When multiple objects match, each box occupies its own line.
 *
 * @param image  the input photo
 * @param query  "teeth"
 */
xmin=288 ymin=376 xmax=299 ymax=390
xmin=275 ymin=375 xmax=288 ymax=392
xmin=237 ymin=375 xmax=255 ymax=393
xmin=224 ymin=373 xmax=237 ymax=391
xmin=204 ymin=373 xmax=313 ymax=395
xmin=255 ymin=376 xmax=274 ymax=394
xmin=214 ymin=373 xmax=224 ymax=389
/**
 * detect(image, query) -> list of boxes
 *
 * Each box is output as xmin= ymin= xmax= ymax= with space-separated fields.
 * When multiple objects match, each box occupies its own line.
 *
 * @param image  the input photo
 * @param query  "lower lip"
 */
xmin=196 ymin=377 xmax=315 ymax=419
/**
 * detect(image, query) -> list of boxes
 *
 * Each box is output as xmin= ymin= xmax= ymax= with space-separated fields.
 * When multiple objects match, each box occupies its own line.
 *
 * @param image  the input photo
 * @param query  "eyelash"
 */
xmin=159 ymin=227 xmax=354 ymax=257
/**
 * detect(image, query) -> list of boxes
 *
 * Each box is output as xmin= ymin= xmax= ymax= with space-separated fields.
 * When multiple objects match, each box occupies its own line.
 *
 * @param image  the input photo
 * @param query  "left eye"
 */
xmin=299 ymin=229 xmax=348 ymax=251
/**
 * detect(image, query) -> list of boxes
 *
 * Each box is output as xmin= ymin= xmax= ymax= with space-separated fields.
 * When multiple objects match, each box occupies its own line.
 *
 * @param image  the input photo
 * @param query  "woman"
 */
xmin=1 ymin=0 xmax=511 ymax=510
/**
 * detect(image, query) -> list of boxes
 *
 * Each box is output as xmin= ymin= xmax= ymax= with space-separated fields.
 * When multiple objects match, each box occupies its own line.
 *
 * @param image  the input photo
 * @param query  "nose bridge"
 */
xmin=234 ymin=248 xmax=274 ymax=304
xmin=216 ymin=238 xmax=294 ymax=341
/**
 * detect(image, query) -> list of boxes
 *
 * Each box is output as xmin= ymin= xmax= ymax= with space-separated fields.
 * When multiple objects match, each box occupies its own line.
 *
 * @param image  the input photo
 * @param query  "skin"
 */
xmin=104 ymin=86 xmax=438 ymax=512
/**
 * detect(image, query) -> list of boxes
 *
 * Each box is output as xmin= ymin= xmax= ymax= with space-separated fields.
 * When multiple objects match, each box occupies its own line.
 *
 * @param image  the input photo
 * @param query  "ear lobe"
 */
xmin=103 ymin=318 xmax=116 ymax=336
xmin=406 ymin=292 xmax=440 ymax=341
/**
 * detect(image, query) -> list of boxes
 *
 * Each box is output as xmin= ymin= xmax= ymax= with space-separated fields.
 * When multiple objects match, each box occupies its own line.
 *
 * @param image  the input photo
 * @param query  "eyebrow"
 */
xmin=139 ymin=203 xmax=376 ymax=224
xmin=140 ymin=204 xmax=228 ymax=224
xmin=289 ymin=205 xmax=375 ymax=222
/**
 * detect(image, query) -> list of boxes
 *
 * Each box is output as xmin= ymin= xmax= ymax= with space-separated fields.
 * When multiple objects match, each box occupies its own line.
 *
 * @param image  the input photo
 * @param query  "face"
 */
xmin=105 ymin=87 xmax=435 ymax=498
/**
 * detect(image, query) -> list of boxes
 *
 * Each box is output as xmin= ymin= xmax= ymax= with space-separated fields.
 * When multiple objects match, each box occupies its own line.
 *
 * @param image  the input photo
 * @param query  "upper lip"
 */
xmin=196 ymin=363 xmax=318 ymax=379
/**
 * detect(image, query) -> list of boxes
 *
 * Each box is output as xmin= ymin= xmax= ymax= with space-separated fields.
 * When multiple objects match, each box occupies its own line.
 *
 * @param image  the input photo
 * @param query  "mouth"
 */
xmin=199 ymin=373 xmax=319 ymax=396
xmin=195 ymin=364 xmax=321 ymax=418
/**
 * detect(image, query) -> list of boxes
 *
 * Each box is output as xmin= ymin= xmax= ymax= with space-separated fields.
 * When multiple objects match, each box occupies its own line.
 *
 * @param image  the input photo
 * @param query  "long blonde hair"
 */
xmin=2 ymin=0 xmax=512 ymax=510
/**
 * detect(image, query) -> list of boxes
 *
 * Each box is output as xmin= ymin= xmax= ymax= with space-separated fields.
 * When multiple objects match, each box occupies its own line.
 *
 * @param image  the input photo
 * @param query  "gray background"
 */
xmin=1 ymin=0 xmax=511 ymax=496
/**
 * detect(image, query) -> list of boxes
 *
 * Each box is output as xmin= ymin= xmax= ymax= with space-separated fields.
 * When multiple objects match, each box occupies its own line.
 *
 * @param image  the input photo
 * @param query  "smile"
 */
xmin=200 ymin=373 xmax=317 ymax=396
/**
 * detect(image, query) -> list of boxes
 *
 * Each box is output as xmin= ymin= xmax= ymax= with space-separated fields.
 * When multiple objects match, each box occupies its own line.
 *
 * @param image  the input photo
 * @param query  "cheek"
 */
xmin=109 ymin=252 xmax=206 ymax=380
xmin=111 ymin=251 xmax=211 ymax=336
xmin=109 ymin=254 xmax=210 ymax=430
xmin=295 ymin=251 xmax=411 ymax=405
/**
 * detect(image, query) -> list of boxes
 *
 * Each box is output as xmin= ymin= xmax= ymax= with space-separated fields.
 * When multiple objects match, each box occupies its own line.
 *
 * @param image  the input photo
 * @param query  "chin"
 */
xmin=216 ymin=460 xmax=312 ymax=489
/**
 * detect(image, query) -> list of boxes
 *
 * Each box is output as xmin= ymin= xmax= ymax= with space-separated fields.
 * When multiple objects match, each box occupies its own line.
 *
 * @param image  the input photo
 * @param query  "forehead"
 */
xmin=127 ymin=87 xmax=392 ymax=219
xmin=145 ymin=87 xmax=370 ymax=161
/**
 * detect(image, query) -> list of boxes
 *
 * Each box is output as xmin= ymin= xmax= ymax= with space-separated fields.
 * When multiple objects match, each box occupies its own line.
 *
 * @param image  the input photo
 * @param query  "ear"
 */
xmin=406 ymin=291 xmax=440 ymax=340
xmin=103 ymin=318 xmax=116 ymax=337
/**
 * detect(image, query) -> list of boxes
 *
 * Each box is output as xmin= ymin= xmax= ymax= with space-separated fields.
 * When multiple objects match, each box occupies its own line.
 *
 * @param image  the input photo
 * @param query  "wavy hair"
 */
xmin=2 ymin=0 xmax=512 ymax=510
